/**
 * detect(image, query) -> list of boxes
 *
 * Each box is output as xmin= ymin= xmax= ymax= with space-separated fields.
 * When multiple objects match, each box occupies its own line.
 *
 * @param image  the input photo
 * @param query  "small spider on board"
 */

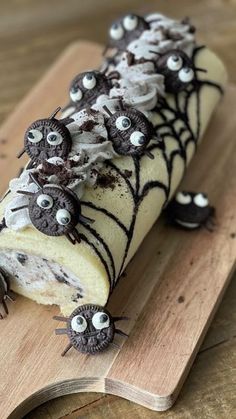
xmin=53 ymin=304 xmax=129 ymax=355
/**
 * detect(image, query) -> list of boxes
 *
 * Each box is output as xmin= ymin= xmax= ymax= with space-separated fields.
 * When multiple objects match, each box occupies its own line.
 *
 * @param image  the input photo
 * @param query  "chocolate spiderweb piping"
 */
xmin=75 ymin=47 xmax=223 ymax=291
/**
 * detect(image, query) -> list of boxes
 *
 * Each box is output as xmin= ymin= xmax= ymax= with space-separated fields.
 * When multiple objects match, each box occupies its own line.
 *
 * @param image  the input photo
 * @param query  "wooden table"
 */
xmin=0 ymin=1 xmax=235 ymax=418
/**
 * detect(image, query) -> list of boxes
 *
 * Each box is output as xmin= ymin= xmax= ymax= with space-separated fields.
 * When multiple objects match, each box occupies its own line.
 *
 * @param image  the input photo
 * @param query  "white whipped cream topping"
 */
xmin=109 ymin=57 xmax=165 ymax=111
xmin=141 ymin=13 xmax=195 ymax=57
xmin=5 ymin=171 xmax=38 ymax=230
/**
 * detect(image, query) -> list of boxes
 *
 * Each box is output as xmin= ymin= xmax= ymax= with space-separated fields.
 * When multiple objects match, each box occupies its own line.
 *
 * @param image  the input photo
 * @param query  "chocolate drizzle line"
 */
xmin=79 ymin=234 xmax=112 ymax=285
xmin=81 ymin=201 xmax=129 ymax=235
xmin=79 ymin=223 xmax=116 ymax=282
xmin=78 ymin=45 xmax=223 ymax=289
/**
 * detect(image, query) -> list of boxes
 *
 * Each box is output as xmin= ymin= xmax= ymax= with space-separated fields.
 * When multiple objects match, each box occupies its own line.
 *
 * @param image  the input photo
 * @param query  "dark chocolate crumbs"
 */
xmin=0 ymin=218 xmax=6 ymax=232
xmin=80 ymin=119 xmax=98 ymax=131
xmin=230 ymin=233 xmax=236 ymax=239
xmin=16 ymin=253 xmax=28 ymax=265
xmin=71 ymin=292 xmax=83 ymax=302
xmin=96 ymin=173 xmax=117 ymax=190
xmin=124 ymin=170 xmax=132 ymax=178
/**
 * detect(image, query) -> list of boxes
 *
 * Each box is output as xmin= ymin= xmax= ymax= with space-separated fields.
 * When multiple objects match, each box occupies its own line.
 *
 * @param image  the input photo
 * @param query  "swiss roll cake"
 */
xmin=0 ymin=13 xmax=227 ymax=314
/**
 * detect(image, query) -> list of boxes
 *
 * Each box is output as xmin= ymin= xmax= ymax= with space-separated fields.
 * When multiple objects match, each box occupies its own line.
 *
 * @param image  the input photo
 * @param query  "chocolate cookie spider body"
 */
xmin=107 ymin=14 xmax=149 ymax=53
xmin=67 ymin=70 xmax=114 ymax=111
xmin=103 ymin=104 xmax=157 ymax=158
xmin=0 ymin=268 xmax=13 ymax=318
xmin=12 ymin=175 xmax=93 ymax=245
xmin=151 ymin=49 xmax=204 ymax=94
xmin=17 ymin=108 xmax=73 ymax=168
xmin=54 ymin=304 xmax=128 ymax=355
xmin=167 ymin=191 xmax=215 ymax=230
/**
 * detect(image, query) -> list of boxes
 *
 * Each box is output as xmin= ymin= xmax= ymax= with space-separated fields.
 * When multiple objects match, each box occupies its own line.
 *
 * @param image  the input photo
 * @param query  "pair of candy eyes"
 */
xmin=176 ymin=192 xmax=209 ymax=207
xmin=110 ymin=15 xmax=139 ymax=40
xmin=71 ymin=312 xmax=110 ymax=333
xmin=36 ymin=194 xmax=71 ymax=226
xmin=28 ymin=129 xmax=63 ymax=146
xmin=166 ymin=55 xmax=194 ymax=83
xmin=70 ymin=73 xmax=97 ymax=102
xmin=115 ymin=116 xmax=146 ymax=147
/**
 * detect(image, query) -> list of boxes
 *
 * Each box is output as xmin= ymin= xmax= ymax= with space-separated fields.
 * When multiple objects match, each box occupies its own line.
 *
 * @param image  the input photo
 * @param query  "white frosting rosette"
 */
xmin=109 ymin=57 xmax=165 ymax=111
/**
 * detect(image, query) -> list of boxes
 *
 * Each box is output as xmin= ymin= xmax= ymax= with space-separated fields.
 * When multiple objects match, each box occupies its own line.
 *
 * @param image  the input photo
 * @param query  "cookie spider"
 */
xmin=166 ymin=191 xmax=215 ymax=230
xmin=104 ymin=13 xmax=150 ymax=54
xmin=64 ymin=69 xmax=120 ymax=113
xmin=17 ymin=107 xmax=73 ymax=169
xmin=11 ymin=174 xmax=93 ymax=245
xmin=53 ymin=304 xmax=129 ymax=355
xmin=103 ymin=100 xmax=160 ymax=159
xmin=0 ymin=268 xmax=14 ymax=319
xmin=149 ymin=49 xmax=206 ymax=93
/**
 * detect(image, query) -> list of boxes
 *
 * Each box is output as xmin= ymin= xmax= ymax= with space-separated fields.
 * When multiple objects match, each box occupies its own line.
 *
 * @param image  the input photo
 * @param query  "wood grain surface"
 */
xmin=0 ymin=1 xmax=236 ymax=418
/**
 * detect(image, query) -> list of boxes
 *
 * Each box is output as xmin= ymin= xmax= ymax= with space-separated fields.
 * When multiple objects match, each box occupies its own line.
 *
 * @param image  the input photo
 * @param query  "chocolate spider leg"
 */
xmin=25 ymin=160 xmax=36 ymax=170
xmin=71 ymin=229 xmax=81 ymax=244
xmin=61 ymin=343 xmax=73 ymax=357
xmin=0 ymin=190 xmax=10 ymax=203
xmin=66 ymin=233 xmax=76 ymax=245
xmin=29 ymin=172 xmax=43 ymax=189
xmin=78 ymin=214 xmax=95 ymax=225
xmin=16 ymin=190 xmax=35 ymax=196
xmin=195 ymin=67 xmax=207 ymax=73
xmin=115 ymin=329 xmax=129 ymax=338
xmin=55 ymin=328 xmax=68 ymax=335
xmin=118 ymin=99 xmax=125 ymax=111
xmin=5 ymin=294 xmax=15 ymax=303
xmin=110 ymin=342 xmax=120 ymax=350
xmin=53 ymin=315 xmax=69 ymax=322
xmin=11 ymin=204 xmax=29 ymax=213
xmin=113 ymin=316 xmax=129 ymax=322
xmin=203 ymin=222 xmax=214 ymax=233
xmin=148 ymin=49 xmax=162 ymax=57
xmin=106 ymin=71 xmax=120 ymax=80
xmin=17 ymin=148 xmax=26 ymax=159
xmin=103 ymin=105 xmax=113 ymax=117
xmin=49 ymin=106 xmax=61 ymax=119
xmin=0 ymin=312 xmax=3 ymax=320
xmin=2 ymin=299 xmax=8 ymax=315
xmin=144 ymin=150 xmax=154 ymax=160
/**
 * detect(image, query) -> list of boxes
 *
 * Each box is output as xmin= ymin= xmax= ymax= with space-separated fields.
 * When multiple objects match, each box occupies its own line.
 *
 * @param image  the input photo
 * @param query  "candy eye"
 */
xmin=82 ymin=73 xmax=97 ymax=90
xmin=47 ymin=131 xmax=63 ymax=146
xmin=110 ymin=23 xmax=124 ymax=40
xmin=123 ymin=14 xmax=138 ymax=31
xmin=92 ymin=312 xmax=110 ymax=330
xmin=56 ymin=209 xmax=71 ymax=225
xmin=176 ymin=192 xmax=192 ymax=205
xmin=167 ymin=55 xmax=183 ymax=71
xmin=130 ymin=131 xmax=146 ymax=147
xmin=27 ymin=129 xmax=43 ymax=143
xmin=115 ymin=116 xmax=131 ymax=131
xmin=178 ymin=67 xmax=194 ymax=83
xmin=36 ymin=194 xmax=53 ymax=209
xmin=71 ymin=315 xmax=87 ymax=333
xmin=193 ymin=193 xmax=209 ymax=208
xmin=70 ymin=86 xmax=83 ymax=102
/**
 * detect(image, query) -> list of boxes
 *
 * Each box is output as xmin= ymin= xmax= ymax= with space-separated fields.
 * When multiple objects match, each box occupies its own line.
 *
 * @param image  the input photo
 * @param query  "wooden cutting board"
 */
xmin=0 ymin=42 xmax=235 ymax=419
